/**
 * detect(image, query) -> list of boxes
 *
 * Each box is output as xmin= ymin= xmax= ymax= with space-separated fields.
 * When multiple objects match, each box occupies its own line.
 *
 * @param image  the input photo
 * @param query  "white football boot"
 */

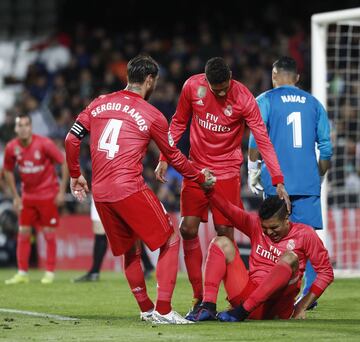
xmin=151 ymin=310 xmax=194 ymax=324
xmin=140 ymin=309 xmax=154 ymax=322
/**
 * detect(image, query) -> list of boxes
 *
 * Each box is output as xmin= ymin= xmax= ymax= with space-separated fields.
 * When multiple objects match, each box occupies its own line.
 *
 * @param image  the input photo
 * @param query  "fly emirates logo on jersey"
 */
xmin=91 ymin=102 xmax=148 ymax=131
xmin=255 ymin=244 xmax=282 ymax=263
xmin=194 ymin=112 xmax=231 ymax=133
xmin=19 ymin=160 xmax=45 ymax=174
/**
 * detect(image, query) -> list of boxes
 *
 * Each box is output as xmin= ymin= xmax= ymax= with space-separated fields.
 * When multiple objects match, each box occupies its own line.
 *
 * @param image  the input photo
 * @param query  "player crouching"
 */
xmin=187 ymin=181 xmax=334 ymax=322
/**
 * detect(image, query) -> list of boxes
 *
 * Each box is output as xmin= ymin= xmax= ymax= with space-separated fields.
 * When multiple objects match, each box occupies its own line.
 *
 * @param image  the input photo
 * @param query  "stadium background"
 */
xmin=0 ymin=0 xmax=359 ymax=272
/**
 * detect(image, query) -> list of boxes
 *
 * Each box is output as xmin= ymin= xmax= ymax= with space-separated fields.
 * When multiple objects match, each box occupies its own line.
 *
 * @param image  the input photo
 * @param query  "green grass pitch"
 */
xmin=0 ymin=269 xmax=359 ymax=341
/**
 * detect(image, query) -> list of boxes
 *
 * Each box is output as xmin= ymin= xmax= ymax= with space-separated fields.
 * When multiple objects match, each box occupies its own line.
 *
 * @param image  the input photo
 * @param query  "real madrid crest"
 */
xmin=224 ymin=105 xmax=232 ymax=117
xmin=197 ymin=86 xmax=207 ymax=99
xmin=286 ymin=239 xmax=295 ymax=251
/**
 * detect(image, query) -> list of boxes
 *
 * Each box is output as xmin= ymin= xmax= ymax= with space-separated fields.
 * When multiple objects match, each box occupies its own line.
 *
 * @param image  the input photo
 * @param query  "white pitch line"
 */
xmin=0 ymin=308 xmax=79 ymax=321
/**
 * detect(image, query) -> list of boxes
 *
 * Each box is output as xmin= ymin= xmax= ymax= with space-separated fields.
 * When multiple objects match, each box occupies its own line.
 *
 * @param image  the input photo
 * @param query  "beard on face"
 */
xmin=144 ymin=84 xmax=155 ymax=101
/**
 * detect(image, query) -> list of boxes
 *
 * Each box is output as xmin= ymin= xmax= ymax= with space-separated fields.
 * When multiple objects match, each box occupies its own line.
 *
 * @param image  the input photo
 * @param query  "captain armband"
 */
xmin=70 ymin=121 xmax=89 ymax=139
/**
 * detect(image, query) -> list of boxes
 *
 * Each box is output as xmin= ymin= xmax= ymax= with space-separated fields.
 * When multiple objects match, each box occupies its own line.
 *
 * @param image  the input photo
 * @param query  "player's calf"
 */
xmin=181 ymin=218 xmax=204 ymax=302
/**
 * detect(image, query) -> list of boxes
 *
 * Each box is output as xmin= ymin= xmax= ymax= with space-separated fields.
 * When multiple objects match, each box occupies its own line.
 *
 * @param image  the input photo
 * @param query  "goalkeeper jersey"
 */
xmin=249 ymin=85 xmax=332 ymax=196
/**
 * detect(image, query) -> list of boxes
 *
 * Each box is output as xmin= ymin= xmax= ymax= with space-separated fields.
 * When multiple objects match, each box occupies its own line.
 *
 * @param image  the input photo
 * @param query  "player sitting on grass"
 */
xmin=187 ymin=180 xmax=334 ymax=322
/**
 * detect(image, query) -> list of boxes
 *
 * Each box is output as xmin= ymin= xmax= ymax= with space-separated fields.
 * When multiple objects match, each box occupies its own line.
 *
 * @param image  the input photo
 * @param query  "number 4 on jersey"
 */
xmin=98 ymin=119 xmax=123 ymax=159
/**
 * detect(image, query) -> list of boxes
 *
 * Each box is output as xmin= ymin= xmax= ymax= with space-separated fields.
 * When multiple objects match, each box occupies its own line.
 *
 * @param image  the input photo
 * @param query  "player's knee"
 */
xmin=215 ymin=225 xmax=234 ymax=240
xmin=280 ymin=251 xmax=299 ymax=271
xmin=180 ymin=222 xmax=199 ymax=239
xmin=212 ymin=236 xmax=235 ymax=262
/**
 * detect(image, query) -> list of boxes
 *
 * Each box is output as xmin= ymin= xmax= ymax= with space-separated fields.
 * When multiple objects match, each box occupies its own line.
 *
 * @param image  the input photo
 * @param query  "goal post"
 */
xmin=311 ymin=8 xmax=360 ymax=276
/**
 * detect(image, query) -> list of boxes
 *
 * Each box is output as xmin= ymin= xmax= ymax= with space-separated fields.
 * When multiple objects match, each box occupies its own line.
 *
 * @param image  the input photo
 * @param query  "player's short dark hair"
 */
xmin=273 ymin=56 xmax=297 ymax=74
xmin=16 ymin=113 xmax=32 ymax=123
xmin=127 ymin=54 xmax=159 ymax=84
xmin=259 ymin=196 xmax=288 ymax=221
xmin=205 ymin=57 xmax=231 ymax=84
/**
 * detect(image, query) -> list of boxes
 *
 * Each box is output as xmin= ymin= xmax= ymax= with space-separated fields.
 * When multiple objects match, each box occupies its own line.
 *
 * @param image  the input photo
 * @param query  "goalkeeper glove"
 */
xmin=247 ymin=158 xmax=263 ymax=195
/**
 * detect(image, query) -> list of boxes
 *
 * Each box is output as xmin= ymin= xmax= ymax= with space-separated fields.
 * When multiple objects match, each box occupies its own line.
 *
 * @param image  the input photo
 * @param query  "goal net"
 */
xmin=312 ymin=8 xmax=360 ymax=276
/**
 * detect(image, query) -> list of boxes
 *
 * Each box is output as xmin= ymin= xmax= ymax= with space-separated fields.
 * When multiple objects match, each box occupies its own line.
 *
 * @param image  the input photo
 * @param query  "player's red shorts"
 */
xmin=95 ymin=188 xmax=174 ymax=256
xmin=181 ymin=176 xmax=243 ymax=225
xmin=225 ymin=252 xmax=300 ymax=319
xmin=20 ymin=198 xmax=59 ymax=228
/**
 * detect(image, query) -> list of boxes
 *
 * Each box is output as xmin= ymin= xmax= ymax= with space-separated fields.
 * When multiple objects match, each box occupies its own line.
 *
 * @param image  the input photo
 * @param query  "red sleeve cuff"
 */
xmin=309 ymin=284 xmax=324 ymax=297
xmin=271 ymin=175 xmax=284 ymax=186
xmin=159 ymin=153 xmax=168 ymax=163
xmin=70 ymin=170 xmax=81 ymax=178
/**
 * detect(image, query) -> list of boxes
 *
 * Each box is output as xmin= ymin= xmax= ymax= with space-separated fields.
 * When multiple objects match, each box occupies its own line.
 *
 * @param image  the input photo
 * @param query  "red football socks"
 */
xmin=243 ymin=261 xmax=293 ymax=312
xmin=183 ymin=236 xmax=203 ymax=300
xmin=203 ymin=242 xmax=227 ymax=304
xmin=223 ymin=247 xmax=249 ymax=305
xmin=44 ymin=231 xmax=56 ymax=272
xmin=155 ymin=236 xmax=180 ymax=315
xmin=124 ymin=248 xmax=154 ymax=313
xmin=17 ymin=232 xmax=31 ymax=272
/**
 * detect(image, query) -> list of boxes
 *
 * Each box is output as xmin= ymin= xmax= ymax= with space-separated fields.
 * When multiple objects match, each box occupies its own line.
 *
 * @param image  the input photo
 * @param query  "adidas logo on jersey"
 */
xmin=195 ymin=99 xmax=204 ymax=106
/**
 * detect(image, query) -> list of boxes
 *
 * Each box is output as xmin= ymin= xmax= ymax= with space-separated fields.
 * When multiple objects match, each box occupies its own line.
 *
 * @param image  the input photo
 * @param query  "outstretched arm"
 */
xmin=244 ymin=92 xmax=283 ymax=186
xmin=246 ymin=93 xmax=290 ymax=211
xmin=207 ymin=187 xmax=258 ymax=238
xmin=293 ymin=228 xmax=334 ymax=318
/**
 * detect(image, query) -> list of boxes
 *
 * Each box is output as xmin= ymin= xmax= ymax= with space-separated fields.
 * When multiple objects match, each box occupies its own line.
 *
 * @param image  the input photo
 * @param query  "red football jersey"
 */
xmin=210 ymin=190 xmax=334 ymax=296
xmin=160 ymin=74 xmax=283 ymax=183
xmin=65 ymin=90 xmax=204 ymax=202
xmin=4 ymin=134 xmax=64 ymax=200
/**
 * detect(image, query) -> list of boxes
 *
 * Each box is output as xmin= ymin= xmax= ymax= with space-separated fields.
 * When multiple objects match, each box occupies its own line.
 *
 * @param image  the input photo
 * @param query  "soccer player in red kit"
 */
xmin=188 ymin=183 xmax=334 ymax=321
xmin=3 ymin=113 xmax=68 ymax=285
xmin=65 ymin=55 xmax=215 ymax=324
xmin=155 ymin=57 xmax=290 ymax=316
